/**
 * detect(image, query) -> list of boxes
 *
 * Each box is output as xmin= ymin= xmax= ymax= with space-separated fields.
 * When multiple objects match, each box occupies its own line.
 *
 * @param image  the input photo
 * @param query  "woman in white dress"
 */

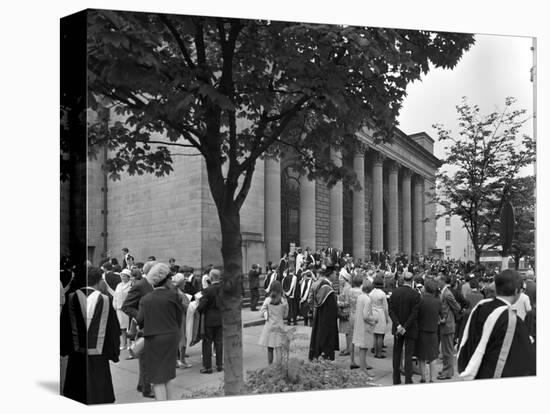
xmin=172 ymin=273 xmax=192 ymax=369
xmin=369 ymin=275 xmax=389 ymax=358
xmin=258 ymin=281 xmax=289 ymax=365
xmin=352 ymin=278 xmax=377 ymax=374
xmin=113 ymin=269 xmax=132 ymax=350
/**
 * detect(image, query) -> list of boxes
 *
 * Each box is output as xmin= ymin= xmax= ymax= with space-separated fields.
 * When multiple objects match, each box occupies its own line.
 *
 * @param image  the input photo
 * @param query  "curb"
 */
xmin=243 ymin=319 xmax=266 ymax=328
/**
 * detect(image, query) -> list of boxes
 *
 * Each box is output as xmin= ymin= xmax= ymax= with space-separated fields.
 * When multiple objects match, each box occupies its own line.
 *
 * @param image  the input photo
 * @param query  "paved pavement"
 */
xmin=108 ymin=308 xmax=462 ymax=404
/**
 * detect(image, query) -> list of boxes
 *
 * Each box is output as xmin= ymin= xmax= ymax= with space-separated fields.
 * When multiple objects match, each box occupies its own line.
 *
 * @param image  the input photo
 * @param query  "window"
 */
xmin=445 ymin=217 xmax=451 ymax=226
xmin=445 ymin=230 xmax=451 ymax=241
xmin=446 ymin=246 xmax=451 ymax=256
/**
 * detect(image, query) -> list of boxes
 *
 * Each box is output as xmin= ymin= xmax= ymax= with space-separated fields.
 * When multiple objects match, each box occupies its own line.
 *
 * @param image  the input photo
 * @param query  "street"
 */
xmin=107 ymin=308 xmax=460 ymax=403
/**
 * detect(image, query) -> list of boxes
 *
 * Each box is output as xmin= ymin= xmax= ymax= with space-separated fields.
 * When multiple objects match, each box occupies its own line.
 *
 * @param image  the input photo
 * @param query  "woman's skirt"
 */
xmin=116 ymin=309 xmax=129 ymax=330
xmin=371 ymin=307 xmax=386 ymax=335
xmin=144 ymin=333 xmax=178 ymax=384
xmin=415 ymin=331 xmax=438 ymax=362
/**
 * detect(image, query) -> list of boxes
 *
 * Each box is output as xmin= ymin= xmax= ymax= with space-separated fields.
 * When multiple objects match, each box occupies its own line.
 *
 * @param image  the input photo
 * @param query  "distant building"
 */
xmin=436 ymin=212 xmax=475 ymax=261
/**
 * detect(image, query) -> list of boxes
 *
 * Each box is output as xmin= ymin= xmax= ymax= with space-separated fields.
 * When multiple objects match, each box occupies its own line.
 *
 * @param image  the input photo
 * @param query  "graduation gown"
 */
xmin=60 ymin=287 xmax=120 ymax=404
xmin=308 ymin=280 xmax=339 ymax=360
xmin=457 ymin=297 xmax=535 ymax=380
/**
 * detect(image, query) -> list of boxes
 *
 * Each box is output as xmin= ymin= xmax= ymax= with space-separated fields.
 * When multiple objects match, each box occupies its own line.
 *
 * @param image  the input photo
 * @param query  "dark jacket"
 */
xmin=458 ymin=298 xmax=536 ymax=378
xmin=104 ymin=271 xmax=121 ymax=292
xmin=524 ymin=279 xmax=536 ymax=305
xmin=248 ymin=269 xmax=260 ymax=289
xmin=137 ymin=287 xmax=183 ymax=336
xmin=418 ymin=294 xmax=443 ymax=333
xmin=388 ymin=284 xmax=421 ymax=339
xmin=440 ymin=286 xmax=461 ymax=335
xmin=121 ymin=278 xmax=153 ymax=320
xmin=197 ymin=283 xmax=222 ymax=327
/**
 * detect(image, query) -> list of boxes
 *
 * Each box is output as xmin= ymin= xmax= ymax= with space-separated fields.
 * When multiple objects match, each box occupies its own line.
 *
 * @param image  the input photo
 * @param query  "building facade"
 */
xmin=74 ymin=121 xmax=440 ymax=271
xmin=436 ymin=212 xmax=476 ymax=261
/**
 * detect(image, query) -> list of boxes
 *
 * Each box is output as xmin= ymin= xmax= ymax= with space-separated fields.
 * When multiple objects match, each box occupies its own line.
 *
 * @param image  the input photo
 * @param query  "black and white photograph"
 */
xmin=58 ymin=6 xmax=538 ymax=405
xmin=2 ymin=1 xmax=548 ymax=413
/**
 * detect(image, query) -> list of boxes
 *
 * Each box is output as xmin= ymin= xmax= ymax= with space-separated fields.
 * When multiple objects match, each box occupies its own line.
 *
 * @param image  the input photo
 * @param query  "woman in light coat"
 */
xmin=369 ymin=275 xmax=389 ymax=358
xmin=352 ymin=278 xmax=377 ymax=374
xmin=113 ymin=269 xmax=132 ymax=350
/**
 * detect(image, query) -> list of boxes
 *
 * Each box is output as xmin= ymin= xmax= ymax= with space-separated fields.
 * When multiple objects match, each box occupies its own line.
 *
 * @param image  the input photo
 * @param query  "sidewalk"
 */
xmin=110 ymin=317 xmax=461 ymax=404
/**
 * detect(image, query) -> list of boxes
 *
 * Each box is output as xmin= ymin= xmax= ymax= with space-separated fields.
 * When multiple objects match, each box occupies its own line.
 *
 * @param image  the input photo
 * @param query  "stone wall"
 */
xmin=105 ymin=143 xmax=203 ymax=269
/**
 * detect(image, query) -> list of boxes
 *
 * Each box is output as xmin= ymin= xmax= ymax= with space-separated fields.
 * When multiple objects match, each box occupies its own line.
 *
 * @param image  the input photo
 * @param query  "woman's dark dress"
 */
xmin=415 ymin=294 xmax=442 ymax=362
xmin=137 ymin=287 xmax=183 ymax=384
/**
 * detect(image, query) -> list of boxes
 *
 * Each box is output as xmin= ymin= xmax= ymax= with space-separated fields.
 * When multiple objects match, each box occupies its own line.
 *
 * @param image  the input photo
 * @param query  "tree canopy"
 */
xmin=434 ymin=97 xmax=535 ymax=264
xmin=86 ymin=11 xmax=474 ymax=203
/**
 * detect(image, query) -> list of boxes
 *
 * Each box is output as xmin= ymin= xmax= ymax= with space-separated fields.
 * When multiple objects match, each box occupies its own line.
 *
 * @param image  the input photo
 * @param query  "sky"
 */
xmin=397 ymin=34 xmax=535 ymax=162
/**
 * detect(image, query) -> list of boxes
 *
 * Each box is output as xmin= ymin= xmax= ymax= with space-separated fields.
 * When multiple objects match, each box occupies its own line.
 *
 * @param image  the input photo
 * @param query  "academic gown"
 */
xmin=60 ymin=287 xmax=120 ymax=404
xmin=308 ymin=280 xmax=339 ymax=360
xmin=457 ymin=297 xmax=535 ymax=379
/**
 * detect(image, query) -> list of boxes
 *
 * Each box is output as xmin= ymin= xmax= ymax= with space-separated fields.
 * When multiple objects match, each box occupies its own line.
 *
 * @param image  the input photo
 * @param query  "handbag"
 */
xmin=127 ymin=318 xmax=138 ymax=340
xmin=128 ymin=336 xmax=145 ymax=359
xmin=338 ymin=304 xmax=350 ymax=321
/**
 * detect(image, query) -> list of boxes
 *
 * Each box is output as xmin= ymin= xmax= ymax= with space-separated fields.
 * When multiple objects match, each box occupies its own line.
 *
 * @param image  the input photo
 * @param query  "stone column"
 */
xmin=371 ymin=152 xmax=384 ymax=253
xmin=352 ymin=150 xmax=365 ymax=260
xmin=264 ymin=158 xmax=281 ymax=264
xmin=423 ymin=179 xmax=435 ymax=255
xmin=299 ymin=175 xmax=316 ymax=251
xmin=413 ymin=175 xmax=424 ymax=256
xmin=329 ymin=148 xmax=343 ymax=248
xmin=401 ymin=169 xmax=412 ymax=259
xmin=387 ymin=160 xmax=399 ymax=260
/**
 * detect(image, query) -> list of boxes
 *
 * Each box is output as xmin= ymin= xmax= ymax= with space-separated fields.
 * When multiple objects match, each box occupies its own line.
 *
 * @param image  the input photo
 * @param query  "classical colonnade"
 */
xmin=264 ymin=147 xmax=430 ymax=264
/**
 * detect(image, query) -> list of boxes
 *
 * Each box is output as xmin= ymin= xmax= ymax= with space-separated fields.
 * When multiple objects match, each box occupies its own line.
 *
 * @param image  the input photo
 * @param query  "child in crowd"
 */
xmin=258 ymin=281 xmax=289 ymax=365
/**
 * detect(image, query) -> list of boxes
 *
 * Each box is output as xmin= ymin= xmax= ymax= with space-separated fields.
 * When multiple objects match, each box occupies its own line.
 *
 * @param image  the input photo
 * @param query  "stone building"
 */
xmin=73 ymin=120 xmax=440 ymax=272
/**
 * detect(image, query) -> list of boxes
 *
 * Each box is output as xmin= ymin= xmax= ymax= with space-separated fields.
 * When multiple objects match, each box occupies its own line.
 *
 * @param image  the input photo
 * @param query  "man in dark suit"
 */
xmin=248 ymin=264 xmax=261 ymax=311
xmin=388 ymin=271 xmax=421 ymax=384
xmin=437 ymin=274 xmax=461 ymax=380
xmin=197 ymin=269 xmax=223 ymax=374
xmin=121 ymin=247 xmax=129 ymax=269
xmin=121 ymin=261 xmax=155 ymax=398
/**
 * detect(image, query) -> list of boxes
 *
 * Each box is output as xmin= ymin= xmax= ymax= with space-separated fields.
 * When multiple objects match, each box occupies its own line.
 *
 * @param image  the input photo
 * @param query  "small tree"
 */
xmin=435 ymin=97 xmax=535 ymax=264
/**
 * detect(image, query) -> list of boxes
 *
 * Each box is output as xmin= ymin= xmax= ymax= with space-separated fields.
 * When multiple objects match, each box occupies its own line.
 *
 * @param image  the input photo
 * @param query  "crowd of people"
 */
xmin=59 ymin=245 xmax=537 ymax=404
xmin=60 ymin=249 xmax=225 ymax=403
xmin=257 ymin=246 xmax=536 ymax=383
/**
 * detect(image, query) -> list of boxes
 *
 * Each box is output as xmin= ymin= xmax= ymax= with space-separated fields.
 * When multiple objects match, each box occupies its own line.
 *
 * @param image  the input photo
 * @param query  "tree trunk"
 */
xmin=218 ymin=204 xmax=244 ymax=395
xmin=514 ymin=256 xmax=520 ymax=270
xmin=474 ymin=250 xmax=481 ymax=265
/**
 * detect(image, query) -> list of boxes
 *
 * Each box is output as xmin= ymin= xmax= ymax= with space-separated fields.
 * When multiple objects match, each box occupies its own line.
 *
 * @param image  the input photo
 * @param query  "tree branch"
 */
xmin=238 ymin=96 xmax=311 ymax=175
xmin=157 ymin=14 xmax=196 ymax=68
xmin=234 ymin=162 xmax=255 ymax=210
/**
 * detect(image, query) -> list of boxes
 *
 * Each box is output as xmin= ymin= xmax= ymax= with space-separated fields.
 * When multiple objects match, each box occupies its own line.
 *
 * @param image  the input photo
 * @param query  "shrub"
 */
xmin=245 ymin=358 xmax=378 ymax=394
